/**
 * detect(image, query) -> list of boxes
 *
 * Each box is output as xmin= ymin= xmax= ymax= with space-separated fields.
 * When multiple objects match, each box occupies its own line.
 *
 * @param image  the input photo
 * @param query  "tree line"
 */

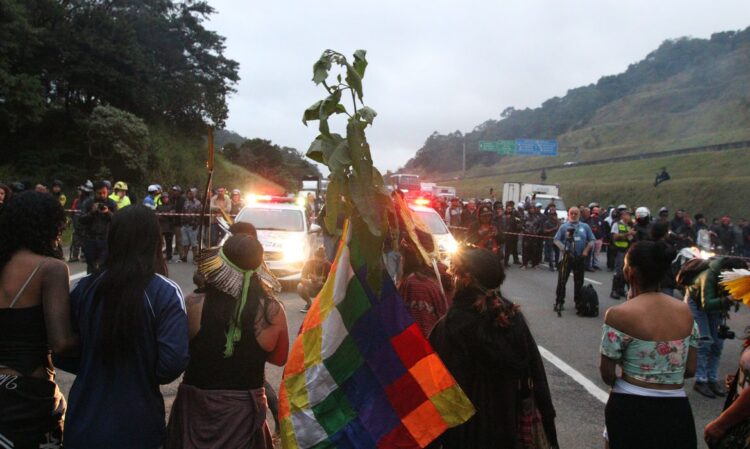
xmin=404 ymin=27 xmax=750 ymax=174
xmin=0 ymin=0 xmax=239 ymax=185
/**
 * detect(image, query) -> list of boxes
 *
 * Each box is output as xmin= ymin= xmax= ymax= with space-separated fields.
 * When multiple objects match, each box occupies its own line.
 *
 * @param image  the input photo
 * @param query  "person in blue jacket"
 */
xmin=60 ymin=205 xmax=189 ymax=449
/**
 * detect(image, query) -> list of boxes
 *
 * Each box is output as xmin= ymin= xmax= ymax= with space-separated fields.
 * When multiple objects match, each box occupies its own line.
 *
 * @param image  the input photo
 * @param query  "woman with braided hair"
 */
xmin=166 ymin=234 xmax=288 ymax=449
xmin=429 ymin=248 xmax=558 ymax=448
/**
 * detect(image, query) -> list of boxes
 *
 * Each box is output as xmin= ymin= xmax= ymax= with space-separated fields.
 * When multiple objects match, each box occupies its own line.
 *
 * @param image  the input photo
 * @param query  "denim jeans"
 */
xmin=543 ymin=240 xmax=559 ymax=268
xmin=687 ymin=298 xmax=724 ymax=383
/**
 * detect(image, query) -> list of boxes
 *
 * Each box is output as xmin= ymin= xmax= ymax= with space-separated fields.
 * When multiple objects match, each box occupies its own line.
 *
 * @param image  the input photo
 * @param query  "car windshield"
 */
xmin=413 ymin=209 xmax=449 ymax=235
xmin=537 ymin=198 xmax=566 ymax=212
xmin=237 ymin=208 xmax=304 ymax=232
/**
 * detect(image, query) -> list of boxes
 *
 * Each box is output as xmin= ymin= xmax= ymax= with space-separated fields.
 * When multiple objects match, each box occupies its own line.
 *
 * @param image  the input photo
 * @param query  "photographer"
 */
xmin=685 ymin=257 xmax=749 ymax=399
xmin=78 ymin=181 xmax=117 ymax=273
xmin=553 ymin=207 xmax=595 ymax=314
xmin=297 ymin=246 xmax=331 ymax=313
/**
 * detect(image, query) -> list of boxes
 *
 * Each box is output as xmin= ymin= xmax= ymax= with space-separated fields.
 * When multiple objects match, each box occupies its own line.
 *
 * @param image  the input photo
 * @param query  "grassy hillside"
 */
xmin=0 ymin=125 xmax=284 ymax=197
xmin=441 ymin=148 xmax=750 ymax=220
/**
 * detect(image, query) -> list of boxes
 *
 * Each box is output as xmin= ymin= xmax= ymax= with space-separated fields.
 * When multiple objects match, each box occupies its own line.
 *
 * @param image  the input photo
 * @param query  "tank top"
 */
xmin=183 ymin=286 xmax=268 ymax=390
xmin=0 ymin=260 xmax=52 ymax=377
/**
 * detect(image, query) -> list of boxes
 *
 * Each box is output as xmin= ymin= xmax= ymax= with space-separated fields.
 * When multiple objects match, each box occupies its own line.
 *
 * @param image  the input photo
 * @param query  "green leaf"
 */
xmin=318 ymin=89 xmax=344 ymax=136
xmin=324 ymin=176 xmax=343 ymax=236
xmin=353 ymin=50 xmax=368 ymax=78
xmin=312 ymin=53 xmax=332 ymax=85
xmin=349 ymin=171 xmax=385 ymax=237
xmin=345 ymin=62 xmax=364 ymax=101
xmin=305 ymin=133 xmax=350 ymax=176
xmin=357 ymin=106 xmax=377 ymax=125
xmin=346 ymin=118 xmax=373 ymax=183
xmin=302 ymin=100 xmax=324 ymax=125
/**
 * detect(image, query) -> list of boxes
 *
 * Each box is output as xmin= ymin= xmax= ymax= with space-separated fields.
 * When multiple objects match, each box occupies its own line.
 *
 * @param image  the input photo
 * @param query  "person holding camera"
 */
xmin=685 ymin=257 xmax=749 ymax=398
xmin=78 ymin=181 xmax=117 ymax=273
xmin=553 ymin=207 xmax=595 ymax=314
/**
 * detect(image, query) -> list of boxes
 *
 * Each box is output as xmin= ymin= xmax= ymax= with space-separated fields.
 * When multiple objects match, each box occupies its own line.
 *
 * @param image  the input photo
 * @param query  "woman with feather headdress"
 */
xmin=166 ymin=234 xmax=289 ymax=449
xmin=704 ymin=263 xmax=750 ymax=448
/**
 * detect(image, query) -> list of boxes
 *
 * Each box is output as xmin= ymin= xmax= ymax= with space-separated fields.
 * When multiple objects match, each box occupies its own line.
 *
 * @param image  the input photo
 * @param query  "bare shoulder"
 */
xmin=603 ymin=304 xmax=625 ymax=327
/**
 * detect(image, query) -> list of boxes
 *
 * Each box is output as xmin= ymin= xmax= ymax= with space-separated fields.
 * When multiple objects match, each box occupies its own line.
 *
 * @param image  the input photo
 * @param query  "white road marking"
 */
xmin=568 ymin=273 xmax=603 ymax=285
xmin=70 ymin=272 xmax=87 ymax=281
xmin=538 ymin=345 xmax=609 ymax=404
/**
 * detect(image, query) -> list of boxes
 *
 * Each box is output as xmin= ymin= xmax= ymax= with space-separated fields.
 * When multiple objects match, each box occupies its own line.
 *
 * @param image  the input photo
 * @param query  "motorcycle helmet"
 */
xmin=635 ymin=207 xmax=651 ymax=221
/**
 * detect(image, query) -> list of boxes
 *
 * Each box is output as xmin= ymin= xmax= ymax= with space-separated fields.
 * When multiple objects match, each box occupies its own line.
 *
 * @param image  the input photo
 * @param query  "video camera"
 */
xmin=718 ymin=319 xmax=735 ymax=340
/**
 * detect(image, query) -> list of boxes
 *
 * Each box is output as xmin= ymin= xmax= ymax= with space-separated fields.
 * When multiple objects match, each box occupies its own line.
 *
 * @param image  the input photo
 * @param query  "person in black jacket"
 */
xmin=429 ymin=248 xmax=558 ymax=448
xmin=78 ymin=181 xmax=117 ymax=273
xmin=496 ymin=201 xmax=521 ymax=268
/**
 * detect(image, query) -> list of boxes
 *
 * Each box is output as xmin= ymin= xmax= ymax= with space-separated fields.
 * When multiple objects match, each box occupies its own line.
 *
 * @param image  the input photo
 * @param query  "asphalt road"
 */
xmin=60 ymin=254 xmax=750 ymax=449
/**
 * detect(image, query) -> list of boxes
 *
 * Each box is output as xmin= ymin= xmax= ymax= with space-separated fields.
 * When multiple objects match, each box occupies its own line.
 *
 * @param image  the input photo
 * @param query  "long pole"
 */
xmin=462 ymin=140 xmax=466 ymax=175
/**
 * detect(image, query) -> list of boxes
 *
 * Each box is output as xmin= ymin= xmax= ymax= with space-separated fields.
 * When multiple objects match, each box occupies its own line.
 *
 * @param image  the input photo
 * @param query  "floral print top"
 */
xmin=600 ymin=322 xmax=700 ymax=385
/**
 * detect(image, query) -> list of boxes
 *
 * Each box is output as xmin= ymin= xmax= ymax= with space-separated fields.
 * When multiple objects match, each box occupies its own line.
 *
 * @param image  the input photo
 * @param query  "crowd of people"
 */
xmin=2 ymin=179 xmax=750 ymax=449
xmin=0 ymin=179 xmax=259 ymax=274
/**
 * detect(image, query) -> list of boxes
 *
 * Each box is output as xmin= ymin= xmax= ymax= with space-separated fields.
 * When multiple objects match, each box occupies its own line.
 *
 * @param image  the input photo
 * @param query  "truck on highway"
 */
xmin=502 ymin=182 xmax=567 ymax=221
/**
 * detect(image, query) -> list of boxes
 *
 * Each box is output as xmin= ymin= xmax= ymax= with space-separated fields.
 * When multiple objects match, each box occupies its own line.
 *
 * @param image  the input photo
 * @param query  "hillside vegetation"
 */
xmin=0 ymin=0 xmax=281 ymax=196
xmin=402 ymin=27 xmax=750 ymax=217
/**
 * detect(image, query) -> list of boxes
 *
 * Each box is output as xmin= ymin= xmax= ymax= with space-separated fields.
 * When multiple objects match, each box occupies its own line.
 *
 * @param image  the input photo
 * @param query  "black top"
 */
xmin=0 ymin=305 xmax=52 ymax=377
xmin=429 ymin=287 xmax=558 ymax=448
xmin=183 ymin=284 xmax=268 ymax=390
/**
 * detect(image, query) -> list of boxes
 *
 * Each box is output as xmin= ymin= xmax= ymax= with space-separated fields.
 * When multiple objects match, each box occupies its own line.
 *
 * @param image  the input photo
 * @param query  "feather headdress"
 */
xmin=196 ymin=247 xmax=256 ymax=357
xmin=720 ymin=268 xmax=750 ymax=306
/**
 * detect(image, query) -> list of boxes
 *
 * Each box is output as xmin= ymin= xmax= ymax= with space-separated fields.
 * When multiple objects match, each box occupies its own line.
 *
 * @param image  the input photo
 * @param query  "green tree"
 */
xmin=87 ymin=105 xmax=150 ymax=182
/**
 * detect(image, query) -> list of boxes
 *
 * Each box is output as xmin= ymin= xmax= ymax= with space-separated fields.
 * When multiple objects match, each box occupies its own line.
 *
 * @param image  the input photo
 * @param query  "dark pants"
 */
xmin=83 ymin=238 xmax=107 ymax=274
xmin=162 ymin=232 xmax=174 ymax=260
xmin=522 ymin=236 xmax=542 ymax=267
xmin=503 ymin=234 xmax=519 ymax=265
xmin=606 ymin=242 xmax=617 ymax=270
xmin=69 ymin=229 xmax=84 ymax=260
xmin=556 ymin=253 xmax=585 ymax=306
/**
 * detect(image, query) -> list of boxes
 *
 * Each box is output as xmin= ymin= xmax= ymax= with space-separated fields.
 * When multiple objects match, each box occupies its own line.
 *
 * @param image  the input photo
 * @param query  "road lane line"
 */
xmin=568 ymin=273 xmax=603 ymax=285
xmin=538 ymin=345 xmax=609 ymax=404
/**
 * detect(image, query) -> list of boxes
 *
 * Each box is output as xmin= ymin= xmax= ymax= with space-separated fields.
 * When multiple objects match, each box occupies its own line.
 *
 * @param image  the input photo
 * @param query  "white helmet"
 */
xmin=635 ymin=207 xmax=651 ymax=220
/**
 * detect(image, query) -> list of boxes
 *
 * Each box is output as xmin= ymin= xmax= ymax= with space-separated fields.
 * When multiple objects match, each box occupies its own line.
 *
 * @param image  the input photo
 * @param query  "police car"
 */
xmin=231 ymin=196 xmax=320 ymax=281
xmin=408 ymin=202 xmax=459 ymax=266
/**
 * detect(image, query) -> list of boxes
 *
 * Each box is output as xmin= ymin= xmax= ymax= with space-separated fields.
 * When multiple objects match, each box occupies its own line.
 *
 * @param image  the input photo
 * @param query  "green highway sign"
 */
xmin=479 ymin=140 xmax=516 ymax=154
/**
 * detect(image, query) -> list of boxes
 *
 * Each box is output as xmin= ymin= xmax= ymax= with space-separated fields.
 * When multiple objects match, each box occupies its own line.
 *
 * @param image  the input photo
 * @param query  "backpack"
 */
xmin=577 ymin=284 xmax=599 ymax=317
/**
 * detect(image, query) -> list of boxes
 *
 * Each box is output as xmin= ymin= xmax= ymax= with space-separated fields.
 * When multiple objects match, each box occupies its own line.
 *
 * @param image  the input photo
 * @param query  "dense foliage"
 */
xmin=0 ymin=0 xmax=239 ymax=185
xmin=222 ymin=137 xmax=321 ymax=192
xmin=404 ymin=27 xmax=750 ymax=173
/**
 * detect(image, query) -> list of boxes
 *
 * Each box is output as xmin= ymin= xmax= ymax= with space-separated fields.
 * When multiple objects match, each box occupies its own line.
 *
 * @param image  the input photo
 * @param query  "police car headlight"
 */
xmin=444 ymin=237 xmax=459 ymax=254
xmin=282 ymin=240 xmax=306 ymax=263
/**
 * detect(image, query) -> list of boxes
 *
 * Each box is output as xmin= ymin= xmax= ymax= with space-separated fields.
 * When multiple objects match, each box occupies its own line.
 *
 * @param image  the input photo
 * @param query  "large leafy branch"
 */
xmin=303 ymin=50 xmax=393 ymax=286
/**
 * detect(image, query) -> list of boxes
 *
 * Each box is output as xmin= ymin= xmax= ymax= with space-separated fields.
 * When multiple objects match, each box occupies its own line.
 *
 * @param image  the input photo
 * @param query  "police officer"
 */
xmin=610 ymin=207 xmax=635 ymax=299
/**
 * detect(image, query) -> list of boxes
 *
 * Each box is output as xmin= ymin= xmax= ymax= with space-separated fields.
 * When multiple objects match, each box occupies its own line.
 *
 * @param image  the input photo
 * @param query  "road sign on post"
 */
xmin=479 ymin=140 xmax=516 ymax=155
xmin=515 ymin=139 xmax=558 ymax=156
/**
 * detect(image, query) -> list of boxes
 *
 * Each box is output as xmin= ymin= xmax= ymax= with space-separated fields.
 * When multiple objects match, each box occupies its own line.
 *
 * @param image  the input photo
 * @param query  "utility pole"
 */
xmin=462 ymin=140 xmax=466 ymax=175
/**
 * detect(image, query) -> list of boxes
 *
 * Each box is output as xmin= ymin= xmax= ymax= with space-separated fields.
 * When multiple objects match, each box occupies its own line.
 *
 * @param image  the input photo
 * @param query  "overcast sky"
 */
xmin=207 ymin=0 xmax=750 ymax=172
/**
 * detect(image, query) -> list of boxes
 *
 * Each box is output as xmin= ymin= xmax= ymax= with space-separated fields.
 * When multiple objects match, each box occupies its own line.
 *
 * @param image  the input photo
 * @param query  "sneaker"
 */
xmin=709 ymin=381 xmax=727 ymax=397
xmin=693 ymin=382 xmax=716 ymax=398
